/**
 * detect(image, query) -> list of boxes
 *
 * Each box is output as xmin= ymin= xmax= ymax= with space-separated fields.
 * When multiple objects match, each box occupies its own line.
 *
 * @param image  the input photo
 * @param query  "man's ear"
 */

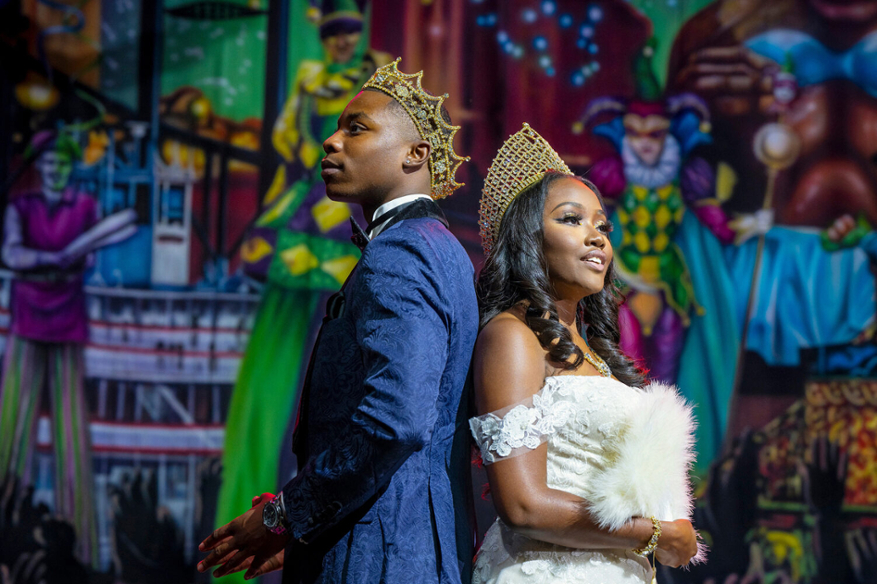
xmin=404 ymin=140 xmax=431 ymax=172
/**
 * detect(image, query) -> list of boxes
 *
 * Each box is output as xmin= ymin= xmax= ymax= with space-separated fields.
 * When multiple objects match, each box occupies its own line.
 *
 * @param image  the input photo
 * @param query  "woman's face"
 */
xmin=541 ymin=177 xmax=613 ymax=300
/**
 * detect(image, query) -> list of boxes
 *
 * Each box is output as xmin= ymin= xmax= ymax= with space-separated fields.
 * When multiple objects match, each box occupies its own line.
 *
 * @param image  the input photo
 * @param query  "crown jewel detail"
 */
xmin=362 ymin=58 xmax=469 ymax=199
xmin=479 ymin=123 xmax=573 ymax=255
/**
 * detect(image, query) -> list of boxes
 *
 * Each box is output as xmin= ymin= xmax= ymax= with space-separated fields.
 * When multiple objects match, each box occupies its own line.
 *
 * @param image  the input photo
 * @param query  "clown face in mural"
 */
xmin=583 ymin=39 xmax=737 ymax=384
xmin=35 ymin=149 xmax=74 ymax=193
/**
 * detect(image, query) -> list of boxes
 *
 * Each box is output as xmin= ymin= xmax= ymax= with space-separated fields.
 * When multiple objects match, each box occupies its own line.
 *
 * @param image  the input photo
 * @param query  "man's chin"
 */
xmin=324 ymin=186 xmax=356 ymax=204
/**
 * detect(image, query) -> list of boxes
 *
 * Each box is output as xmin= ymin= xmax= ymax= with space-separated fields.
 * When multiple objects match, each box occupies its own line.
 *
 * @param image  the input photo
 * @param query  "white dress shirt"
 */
xmin=368 ymin=193 xmax=432 ymax=238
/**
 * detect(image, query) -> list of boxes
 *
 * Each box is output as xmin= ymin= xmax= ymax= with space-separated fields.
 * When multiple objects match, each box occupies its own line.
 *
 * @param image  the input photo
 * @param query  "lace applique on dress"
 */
xmin=469 ymin=377 xmax=576 ymax=464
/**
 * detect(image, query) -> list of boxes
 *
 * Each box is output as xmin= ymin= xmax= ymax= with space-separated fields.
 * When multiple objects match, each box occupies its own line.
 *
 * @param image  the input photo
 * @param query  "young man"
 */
xmin=220 ymin=0 xmax=392 ymax=552
xmin=198 ymin=60 xmax=478 ymax=584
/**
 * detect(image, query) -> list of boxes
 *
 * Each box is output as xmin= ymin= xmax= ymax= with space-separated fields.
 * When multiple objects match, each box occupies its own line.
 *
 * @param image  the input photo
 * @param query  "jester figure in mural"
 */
xmin=582 ymin=39 xmax=738 ymax=385
xmin=0 ymin=131 xmax=100 ymax=567
xmin=218 ymin=0 xmax=392 ymax=553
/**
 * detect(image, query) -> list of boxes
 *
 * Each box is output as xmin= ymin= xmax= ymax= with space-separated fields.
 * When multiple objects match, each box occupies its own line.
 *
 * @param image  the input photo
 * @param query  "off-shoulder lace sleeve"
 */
xmin=469 ymin=379 xmax=574 ymax=464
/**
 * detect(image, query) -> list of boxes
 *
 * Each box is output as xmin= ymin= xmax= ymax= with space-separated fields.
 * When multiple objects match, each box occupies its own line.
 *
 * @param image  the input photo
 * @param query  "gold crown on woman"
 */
xmin=362 ymin=58 xmax=469 ymax=200
xmin=479 ymin=123 xmax=572 ymax=255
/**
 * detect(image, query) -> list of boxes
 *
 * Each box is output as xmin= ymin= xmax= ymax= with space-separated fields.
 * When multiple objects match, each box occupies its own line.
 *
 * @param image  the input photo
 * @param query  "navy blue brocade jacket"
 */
xmin=281 ymin=201 xmax=479 ymax=584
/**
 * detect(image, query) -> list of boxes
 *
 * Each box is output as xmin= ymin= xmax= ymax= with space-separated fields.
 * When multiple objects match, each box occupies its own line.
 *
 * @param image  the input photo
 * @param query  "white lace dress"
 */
xmin=469 ymin=375 xmax=698 ymax=584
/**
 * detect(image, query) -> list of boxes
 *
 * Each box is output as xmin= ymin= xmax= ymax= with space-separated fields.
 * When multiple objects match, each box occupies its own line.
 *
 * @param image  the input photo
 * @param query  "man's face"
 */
xmin=321 ymin=90 xmax=414 ymax=204
xmin=623 ymin=114 xmax=670 ymax=167
xmin=35 ymin=151 xmax=73 ymax=191
xmin=322 ymin=31 xmax=361 ymax=65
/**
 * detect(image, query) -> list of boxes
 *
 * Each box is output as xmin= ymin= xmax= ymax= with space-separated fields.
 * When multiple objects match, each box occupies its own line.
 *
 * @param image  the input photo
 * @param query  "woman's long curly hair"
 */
xmin=477 ymin=171 xmax=646 ymax=388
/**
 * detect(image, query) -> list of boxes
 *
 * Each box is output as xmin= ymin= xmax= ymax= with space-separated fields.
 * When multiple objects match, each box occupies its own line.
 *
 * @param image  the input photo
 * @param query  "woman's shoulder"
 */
xmin=474 ymin=310 xmax=548 ymax=412
xmin=475 ymin=308 xmax=547 ymax=385
xmin=478 ymin=307 xmax=540 ymax=353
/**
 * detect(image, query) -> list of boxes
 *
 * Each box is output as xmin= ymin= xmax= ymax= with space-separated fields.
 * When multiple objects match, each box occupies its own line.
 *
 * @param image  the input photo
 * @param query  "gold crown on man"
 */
xmin=479 ymin=123 xmax=572 ymax=255
xmin=362 ymin=58 xmax=469 ymax=200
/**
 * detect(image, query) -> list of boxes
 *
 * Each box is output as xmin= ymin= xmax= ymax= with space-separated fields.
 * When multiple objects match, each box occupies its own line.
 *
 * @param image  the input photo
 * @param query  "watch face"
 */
xmin=263 ymin=502 xmax=278 ymax=527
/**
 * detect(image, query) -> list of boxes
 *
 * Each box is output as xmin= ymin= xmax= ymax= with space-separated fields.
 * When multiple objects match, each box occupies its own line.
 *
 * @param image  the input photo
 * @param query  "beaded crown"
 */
xmin=479 ymin=123 xmax=573 ymax=255
xmin=362 ymin=58 xmax=469 ymax=199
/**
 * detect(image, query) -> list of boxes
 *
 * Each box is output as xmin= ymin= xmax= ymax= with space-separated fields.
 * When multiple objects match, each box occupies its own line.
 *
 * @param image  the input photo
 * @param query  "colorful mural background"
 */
xmin=0 ymin=0 xmax=875 ymax=582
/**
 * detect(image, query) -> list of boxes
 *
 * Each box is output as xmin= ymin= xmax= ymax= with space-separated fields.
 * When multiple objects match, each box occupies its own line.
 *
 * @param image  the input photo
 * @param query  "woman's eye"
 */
xmin=561 ymin=214 xmax=582 ymax=224
xmin=597 ymin=221 xmax=614 ymax=234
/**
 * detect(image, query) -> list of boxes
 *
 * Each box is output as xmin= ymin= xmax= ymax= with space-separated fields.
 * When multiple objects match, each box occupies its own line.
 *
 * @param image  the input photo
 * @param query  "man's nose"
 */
xmin=323 ymin=130 xmax=341 ymax=154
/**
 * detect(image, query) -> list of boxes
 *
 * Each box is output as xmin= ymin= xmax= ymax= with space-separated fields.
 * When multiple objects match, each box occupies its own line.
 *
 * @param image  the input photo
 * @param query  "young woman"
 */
xmin=470 ymin=124 xmax=701 ymax=583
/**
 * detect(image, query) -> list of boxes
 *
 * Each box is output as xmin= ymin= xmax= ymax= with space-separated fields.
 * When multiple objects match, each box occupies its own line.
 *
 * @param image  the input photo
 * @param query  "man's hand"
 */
xmin=197 ymin=499 xmax=289 ymax=579
xmin=244 ymin=548 xmax=286 ymax=580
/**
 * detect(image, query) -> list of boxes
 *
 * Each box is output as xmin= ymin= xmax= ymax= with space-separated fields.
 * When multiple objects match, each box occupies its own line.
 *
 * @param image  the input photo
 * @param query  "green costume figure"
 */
xmin=216 ymin=1 xmax=391 ymax=567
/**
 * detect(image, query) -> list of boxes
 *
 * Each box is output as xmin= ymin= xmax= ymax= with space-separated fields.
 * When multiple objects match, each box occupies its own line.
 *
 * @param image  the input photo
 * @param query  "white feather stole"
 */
xmin=582 ymin=381 xmax=706 ymax=563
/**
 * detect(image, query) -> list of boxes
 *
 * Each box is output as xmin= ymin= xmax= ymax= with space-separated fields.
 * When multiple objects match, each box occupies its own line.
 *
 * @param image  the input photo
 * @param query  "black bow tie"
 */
xmin=350 ymin=204 xmax=414 ymax=251
xmin=349 ymin=218 xmax=369 ymax=251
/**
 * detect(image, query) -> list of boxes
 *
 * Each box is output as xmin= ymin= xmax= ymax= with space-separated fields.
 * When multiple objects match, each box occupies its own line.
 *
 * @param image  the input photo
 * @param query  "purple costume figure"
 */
xmin=0 ymin=131 xmax=99 ymax=567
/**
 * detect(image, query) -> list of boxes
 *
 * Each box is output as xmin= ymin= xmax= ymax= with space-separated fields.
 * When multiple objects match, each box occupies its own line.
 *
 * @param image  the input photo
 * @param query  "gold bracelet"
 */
xmin=633 ymin=516 xmax=662 ymax=556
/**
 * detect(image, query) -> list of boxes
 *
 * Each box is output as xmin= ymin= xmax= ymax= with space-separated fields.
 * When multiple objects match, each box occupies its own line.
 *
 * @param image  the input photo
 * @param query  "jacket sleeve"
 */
xmin=280 ymin=228 xmax=451 ymax=542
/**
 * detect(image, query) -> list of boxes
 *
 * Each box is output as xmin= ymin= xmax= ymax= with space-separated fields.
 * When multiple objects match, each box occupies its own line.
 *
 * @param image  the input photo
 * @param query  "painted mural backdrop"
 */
xmin=0 ymin=0 xmax=874 ymax=582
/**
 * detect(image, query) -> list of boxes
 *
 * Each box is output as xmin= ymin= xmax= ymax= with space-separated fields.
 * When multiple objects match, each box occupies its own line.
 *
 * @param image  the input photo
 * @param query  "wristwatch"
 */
xmin=262 ymin=493 xmax=290 ymax=536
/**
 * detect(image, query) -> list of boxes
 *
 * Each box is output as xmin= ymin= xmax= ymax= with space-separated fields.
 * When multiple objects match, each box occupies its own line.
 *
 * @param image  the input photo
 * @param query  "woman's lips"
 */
xmin=582 ymin=249 xmax=607 ymax=271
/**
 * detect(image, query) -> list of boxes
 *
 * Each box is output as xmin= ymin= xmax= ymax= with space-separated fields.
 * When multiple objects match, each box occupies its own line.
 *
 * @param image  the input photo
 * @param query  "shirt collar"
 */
xmin=369 ymin=193 xmax=432 ymax=238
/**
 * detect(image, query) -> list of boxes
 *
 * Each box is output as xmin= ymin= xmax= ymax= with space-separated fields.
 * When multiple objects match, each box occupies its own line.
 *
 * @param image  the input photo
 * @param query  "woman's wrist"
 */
xmin=632 ymin=516 xmax=661 ymax=556
xmin=655 ymin=519 xmax=686 ymax=552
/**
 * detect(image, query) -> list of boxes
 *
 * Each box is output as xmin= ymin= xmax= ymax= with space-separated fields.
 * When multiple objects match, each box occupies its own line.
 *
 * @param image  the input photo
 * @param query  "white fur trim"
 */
xmin=583 ymin=382 xmax=706 ymax=563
